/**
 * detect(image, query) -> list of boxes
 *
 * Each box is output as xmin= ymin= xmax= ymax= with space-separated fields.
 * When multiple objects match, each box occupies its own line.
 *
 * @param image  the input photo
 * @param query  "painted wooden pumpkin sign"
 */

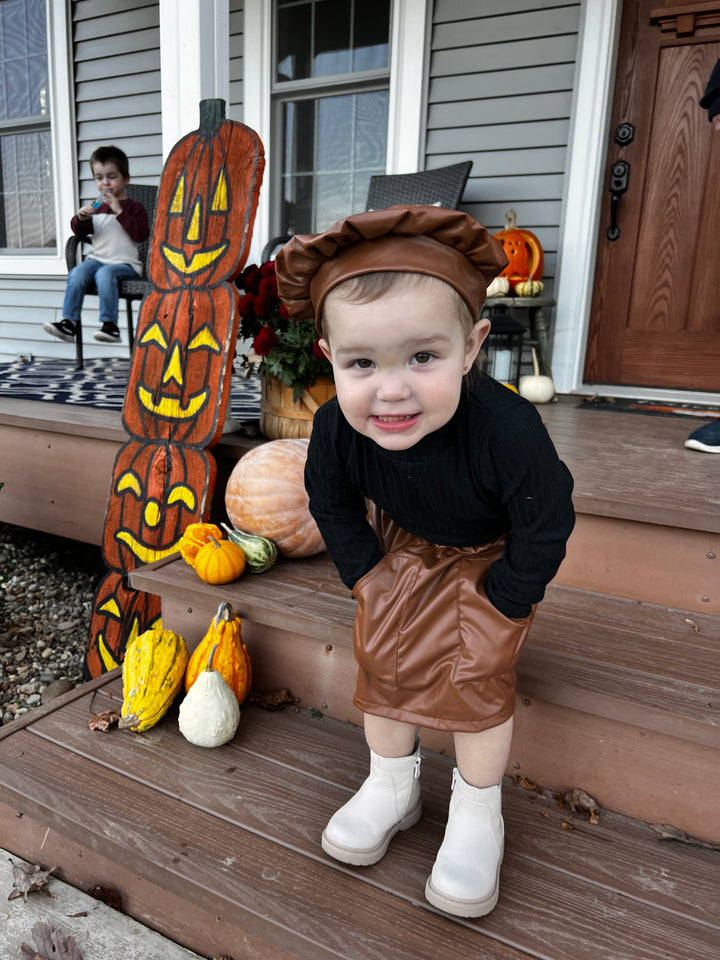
xmin=493 ymin=209 xmax=544 ymax=293
xmin=148 ymin=98 xmax=263 ymax=290
xmin=122 ymin=286 xmax=237 ymax=445
xmin=103 ymin=440 xmax=215 ymax=572
xmin=85 ymin=99 xmax=265 ymax=679
xmin=85 ymin=570 xmax=162 ymax=678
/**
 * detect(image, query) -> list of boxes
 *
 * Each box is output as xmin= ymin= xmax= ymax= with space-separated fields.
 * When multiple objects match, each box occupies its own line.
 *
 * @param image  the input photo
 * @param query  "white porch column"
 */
xmin=159 ymin=0 xmax=231 ymax=159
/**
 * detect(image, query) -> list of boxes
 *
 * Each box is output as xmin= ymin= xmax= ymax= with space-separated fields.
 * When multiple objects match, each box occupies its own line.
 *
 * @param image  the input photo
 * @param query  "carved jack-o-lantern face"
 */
xmin=148 ymin=113 xmax=264 ymax=290
xmin=86 ymin=571 xmax=162 ymax=677
xmin=123 ymin=288 xmax=236 ymax=444
xmin=103 ymin=440 xmax=214 ymax=571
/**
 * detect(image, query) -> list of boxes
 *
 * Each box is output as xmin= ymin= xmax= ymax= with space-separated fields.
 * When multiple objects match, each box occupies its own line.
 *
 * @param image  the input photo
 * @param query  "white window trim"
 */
xmin=0 ymin=0 xmax=76 ymax=277
xmin=243 ymin=0 xmax=429 ymax=264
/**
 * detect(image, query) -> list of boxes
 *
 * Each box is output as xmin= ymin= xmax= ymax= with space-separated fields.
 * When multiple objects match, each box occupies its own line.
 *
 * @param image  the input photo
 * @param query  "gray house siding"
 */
xmin=426 ymin=0 xmax=582 ymax=294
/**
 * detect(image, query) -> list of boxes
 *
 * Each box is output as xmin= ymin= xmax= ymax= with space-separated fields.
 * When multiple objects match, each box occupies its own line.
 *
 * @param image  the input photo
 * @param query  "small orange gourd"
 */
xmin=185 ymin=601 xmax=252 ymax=704
xmin=194 ymin=537 xmax=246 ymax=584
xmin=178 ymin=522 xmax=224 ymax=567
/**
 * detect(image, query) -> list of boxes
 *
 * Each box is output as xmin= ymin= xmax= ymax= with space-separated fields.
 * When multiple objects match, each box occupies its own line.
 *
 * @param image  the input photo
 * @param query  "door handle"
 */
xmin=607 ymin=160 xmax=630 ymax=241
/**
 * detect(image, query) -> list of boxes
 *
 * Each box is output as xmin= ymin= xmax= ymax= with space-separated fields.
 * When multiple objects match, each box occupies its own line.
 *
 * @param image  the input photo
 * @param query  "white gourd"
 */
xmin=519 ymin=348 xmax=555 ymax=404
xmin=178 ymin=644 xmax=240 ymax=747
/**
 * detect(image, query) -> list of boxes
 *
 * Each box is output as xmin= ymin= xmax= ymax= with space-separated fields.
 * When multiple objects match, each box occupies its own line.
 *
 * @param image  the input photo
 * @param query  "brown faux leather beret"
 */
xmin=275 ymin=205 xmax=508 ymax=330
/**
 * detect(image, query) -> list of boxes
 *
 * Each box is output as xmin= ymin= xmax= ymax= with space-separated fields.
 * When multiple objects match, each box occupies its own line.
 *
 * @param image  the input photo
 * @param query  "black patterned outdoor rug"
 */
xmin=0 ymin=357 xmax=262 ymax=423
xmin=576 ymin=397 xmax=720 ymax=420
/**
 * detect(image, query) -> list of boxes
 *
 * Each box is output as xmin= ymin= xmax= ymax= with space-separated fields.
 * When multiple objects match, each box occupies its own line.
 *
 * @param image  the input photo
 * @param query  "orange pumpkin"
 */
xmin=178 ymin=522 xmax=224 ymax=567
xmin=194 ymin=537 xmax=246 ymax=584
xmin=493 ymin=209 xmax=543 ymax=294
xmin=225 ymin=439 xmax=325 ymax=558
xmin=185 ymin=601 xmax=252 ymax=703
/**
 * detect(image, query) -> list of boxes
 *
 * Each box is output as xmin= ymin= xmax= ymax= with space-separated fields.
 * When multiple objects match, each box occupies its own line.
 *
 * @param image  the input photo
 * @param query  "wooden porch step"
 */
xmin=0 ymin=676 xmax=717 ymax=960
xmin=129 ymin=553 xmax=720 ymax=841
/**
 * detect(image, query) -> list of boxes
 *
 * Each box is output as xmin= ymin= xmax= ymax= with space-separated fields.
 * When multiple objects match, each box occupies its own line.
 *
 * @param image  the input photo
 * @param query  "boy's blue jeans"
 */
xmin=62 ymin=258 xmax=137 ymax=326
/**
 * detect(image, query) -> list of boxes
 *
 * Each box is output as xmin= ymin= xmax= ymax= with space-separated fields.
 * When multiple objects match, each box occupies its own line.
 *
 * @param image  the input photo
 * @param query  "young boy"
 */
xmin=276 ymin=205 xmax=575 ymax=918
xmin=44 ymin=145 xmax=149 ymax=345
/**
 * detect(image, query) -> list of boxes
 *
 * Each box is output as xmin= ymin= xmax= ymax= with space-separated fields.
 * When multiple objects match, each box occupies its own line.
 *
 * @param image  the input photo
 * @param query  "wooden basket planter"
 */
xmin=259 ymin=374 xmax=335 ymax=439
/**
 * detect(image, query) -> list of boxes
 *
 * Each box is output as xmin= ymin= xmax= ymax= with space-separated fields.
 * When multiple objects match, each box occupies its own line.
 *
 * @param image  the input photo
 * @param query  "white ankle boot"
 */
xmin=425 ymin=769 xmax=504 ymax=917
xmin=321 ymin=742 xmax=422 ymax=866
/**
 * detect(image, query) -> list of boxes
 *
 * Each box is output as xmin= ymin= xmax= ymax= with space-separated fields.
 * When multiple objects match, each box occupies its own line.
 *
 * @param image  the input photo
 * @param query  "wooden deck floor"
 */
xmin=0 ymin=673 xmax=718 ymax=960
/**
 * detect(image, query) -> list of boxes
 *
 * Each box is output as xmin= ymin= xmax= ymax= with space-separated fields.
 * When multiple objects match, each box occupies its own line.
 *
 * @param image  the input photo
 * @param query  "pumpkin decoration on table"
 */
xmin=119 ymin=628 xmax=190 ymax=733
xmin=185 ymin=600 xmax=252 ymax=704
xmin=225 ymin=439 xmax=325 ymax=558
xmin=493 ymin=209 xmax=544 ymax=295
xmin=179 ymin=643 xmax=241 ymax=748
xmin=194 ymin=537 xmax=246 ymax=584
xmin=177 ymin=522 xmax=224 ymax=567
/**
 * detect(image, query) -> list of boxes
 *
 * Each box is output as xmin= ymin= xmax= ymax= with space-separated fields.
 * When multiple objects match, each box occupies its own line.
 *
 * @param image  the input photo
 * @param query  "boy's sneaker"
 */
xmin=43 ymin=319 xmax=77 ymax=343
xmin=684 ymin=419 xmax=720 ymax=453
xmin=94 ymin=322 xmax=120 ymax=343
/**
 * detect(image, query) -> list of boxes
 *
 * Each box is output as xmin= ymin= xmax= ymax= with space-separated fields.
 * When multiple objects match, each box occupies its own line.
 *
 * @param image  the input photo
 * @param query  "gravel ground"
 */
xmin=0 ymin=522 xmax=106 ymax=725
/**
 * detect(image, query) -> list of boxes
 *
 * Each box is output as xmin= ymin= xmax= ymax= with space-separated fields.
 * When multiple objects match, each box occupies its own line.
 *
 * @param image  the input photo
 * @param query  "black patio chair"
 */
xmin=64 ymin=182 xmax=158 ymax=370
xmin=260 ymin=160 xmax=473 ymax=262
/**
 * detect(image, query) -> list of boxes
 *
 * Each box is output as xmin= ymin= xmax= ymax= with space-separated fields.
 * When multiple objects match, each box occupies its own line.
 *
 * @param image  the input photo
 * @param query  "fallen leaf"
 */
xmin=684 ymin=618 xmax=700 ymax=633
xmin=651 ymin=823 xmax=720 ymax=851
xmin=563 ymin=787 xmax=600 ymax=824
xmin=512 ymin=774 xmax=542 ymax=793
xmin=561 ymin=821 xmax=575 ymax=830
xmin=8 ymin=860 xmax=55 ymax=901
xmin=246 ymin=689 xmax=299 ymax=711
xmin=87 ymin=708 xmax=122 ymax=731
xmin=20 ymin=922 xmax=83 ymax=959
xmin=539 ymin=811 xmax=550 ymax=819
xmin=86 ymin=884 xmax=123 ymax=911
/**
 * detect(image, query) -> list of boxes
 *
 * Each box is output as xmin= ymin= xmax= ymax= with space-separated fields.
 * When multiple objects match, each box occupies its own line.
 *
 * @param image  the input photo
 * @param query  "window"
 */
xmin=274 ymin=0 xmax=391 ymax=234
xmin=0 ymin=0 xmax=55 ymax=254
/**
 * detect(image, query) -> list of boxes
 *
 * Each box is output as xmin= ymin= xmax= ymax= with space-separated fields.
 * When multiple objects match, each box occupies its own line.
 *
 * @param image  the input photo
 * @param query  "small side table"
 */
xmin=482 ymin=296 xmax=556 ymax=378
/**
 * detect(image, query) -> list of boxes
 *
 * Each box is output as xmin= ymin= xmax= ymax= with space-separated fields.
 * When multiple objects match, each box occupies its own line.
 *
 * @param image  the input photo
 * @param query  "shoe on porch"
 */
xmin=321 ymin=741 xmax=422 ymax=866
xmin=43 ymin=319 xmax=77 ymax=343
xmin=684 ymin=419 xmax=720 ymax=453
xmin=94 ymin=322 xmax=121 ymax=343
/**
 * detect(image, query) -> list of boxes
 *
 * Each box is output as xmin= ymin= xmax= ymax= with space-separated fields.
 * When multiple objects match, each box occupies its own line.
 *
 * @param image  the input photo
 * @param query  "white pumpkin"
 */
xmin=519 ymin=348 xmax=555 ymax=404
xmin=178 ymin=645 xmax=240 ymax=748
xmin=486 ymin=276 xmax=510 ymax=298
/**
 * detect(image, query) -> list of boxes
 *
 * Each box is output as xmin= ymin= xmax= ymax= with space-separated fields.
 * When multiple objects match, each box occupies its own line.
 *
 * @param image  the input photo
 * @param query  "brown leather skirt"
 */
xmin=351 ymin=505 xmax=535 ymax=732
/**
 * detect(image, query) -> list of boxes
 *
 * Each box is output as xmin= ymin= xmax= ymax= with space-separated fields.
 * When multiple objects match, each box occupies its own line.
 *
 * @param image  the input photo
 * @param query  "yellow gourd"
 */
xmin=119 ymin=628 xmax=189 ymax=732
xmin=185 ymin=601 xmax=252 ymax=704
xmin=194 ymin=537 xmax=246 ymax=584
xmin=514 ymin=279 xmax=545 ymax=297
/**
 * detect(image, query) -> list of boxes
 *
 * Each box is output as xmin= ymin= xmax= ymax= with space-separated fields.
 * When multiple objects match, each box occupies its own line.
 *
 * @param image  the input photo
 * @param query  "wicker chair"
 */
xmin=260 ymin=160 xmax=473 ymax=262
xmin=64 ymin=182 xmax=158 ymax=370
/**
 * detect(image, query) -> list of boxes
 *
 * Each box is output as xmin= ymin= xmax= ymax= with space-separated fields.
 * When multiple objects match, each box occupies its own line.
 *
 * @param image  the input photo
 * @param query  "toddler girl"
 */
xmin=275 ymin=205 xmax=574 ymax=918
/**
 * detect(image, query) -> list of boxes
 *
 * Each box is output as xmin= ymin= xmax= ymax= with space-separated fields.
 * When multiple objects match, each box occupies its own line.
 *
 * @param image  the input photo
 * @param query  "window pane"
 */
xmin=0 ymin=0 xmax=49 ymax=120
xmin=281 ymin=89 xmax=388 ymax=233
xmin=277 ymin=2 xmax=311 ymax=81
xmin=314 ymin=0 xmax=351 ymax=78
xmin=353 ymin=0 xmax=390 ymax=71
xmin=0 ymin=130 xmax=56 ymax=250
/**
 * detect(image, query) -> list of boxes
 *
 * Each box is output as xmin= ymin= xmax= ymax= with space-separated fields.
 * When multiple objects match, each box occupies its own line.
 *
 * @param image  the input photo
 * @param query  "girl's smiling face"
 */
xmin=320 ymin=278 xmax=489 ymax=451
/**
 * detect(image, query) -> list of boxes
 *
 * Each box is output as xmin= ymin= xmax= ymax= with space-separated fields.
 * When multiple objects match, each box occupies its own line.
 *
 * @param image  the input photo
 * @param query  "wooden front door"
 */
xmin=584 ymin=0 xmax=720 ymax=391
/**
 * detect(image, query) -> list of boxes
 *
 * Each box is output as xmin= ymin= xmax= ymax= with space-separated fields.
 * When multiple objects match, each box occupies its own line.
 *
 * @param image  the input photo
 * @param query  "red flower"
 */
xmin=241 ymin=264 xmax=262 ymax=293
xmin=279 ymin=302 xmax=290 ymax=321
xmin=253 ymin=326 xmax=279 ymax=356
xmin=239 ymin=292 xmax=256 ymax=319
xmin=260 ymin=261 xmax=276 ymax=278
xmin=254 ymin=292 xmax=271 ymax=319
xmin=259 ymin=275 xmax=278 ymax=298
